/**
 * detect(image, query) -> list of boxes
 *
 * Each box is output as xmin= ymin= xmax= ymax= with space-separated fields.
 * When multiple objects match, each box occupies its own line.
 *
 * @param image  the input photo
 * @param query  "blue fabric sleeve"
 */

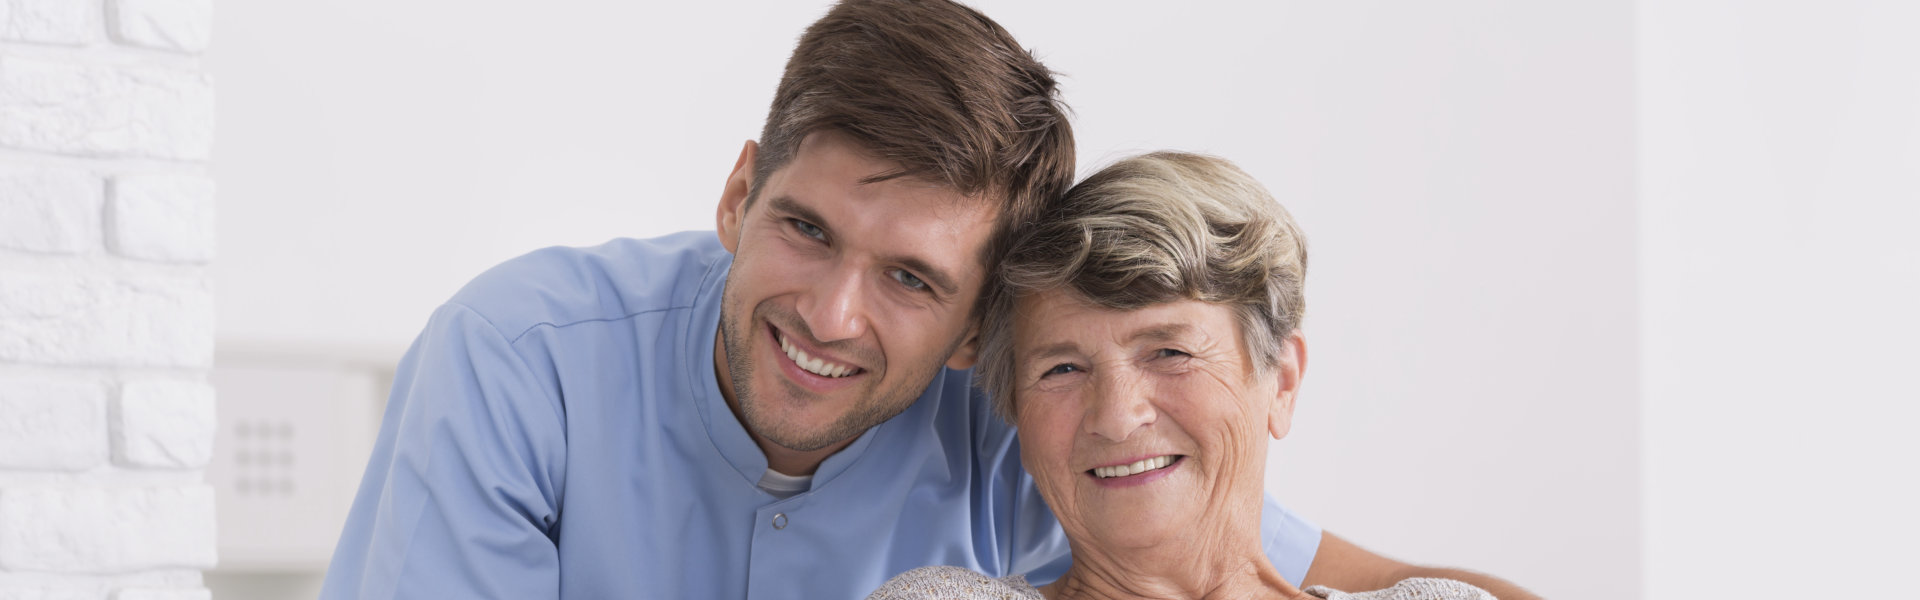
xmin=1263 ymin=492 xmax=1323 ymax=584
xmin=320 ymin=303 xmax=569 ymax=600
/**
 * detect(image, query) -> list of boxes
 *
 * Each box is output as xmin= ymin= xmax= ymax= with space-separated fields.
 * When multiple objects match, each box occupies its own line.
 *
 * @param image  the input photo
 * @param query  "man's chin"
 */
xmin=741 ymin=395 xmax=847 ymax=447
xmin=751 ymin=419 xmax=859 ymax=453
xmin=745 ymin=393 xmax=898 ymax=453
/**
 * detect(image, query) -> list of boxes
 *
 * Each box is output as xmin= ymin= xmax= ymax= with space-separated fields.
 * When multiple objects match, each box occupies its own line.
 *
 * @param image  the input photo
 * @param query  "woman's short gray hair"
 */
xmin=975 ymin=151 xmax=1308 ymax=421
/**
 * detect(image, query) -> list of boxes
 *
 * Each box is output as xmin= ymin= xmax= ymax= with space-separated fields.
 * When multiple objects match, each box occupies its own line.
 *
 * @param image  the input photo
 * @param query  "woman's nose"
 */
xmin=1085 ymin=370 xmax=1156 ymax=442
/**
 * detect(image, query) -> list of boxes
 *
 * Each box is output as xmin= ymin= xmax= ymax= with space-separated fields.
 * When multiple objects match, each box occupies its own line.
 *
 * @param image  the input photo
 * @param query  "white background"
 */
xmin=1639 ymin=1 xmax=1920 ymax=597
xmin=207 ymin=1 xmax=1917 ymax=598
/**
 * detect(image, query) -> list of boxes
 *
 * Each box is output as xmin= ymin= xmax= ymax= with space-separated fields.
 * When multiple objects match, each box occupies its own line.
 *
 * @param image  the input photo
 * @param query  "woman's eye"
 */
xmin=791 ymin=219 xmax=826 ymax=241
xmin=1154 ymin=348 xmax=1191 ymax=360
xmin=891 ymin=269 xmax=928 ymax=291
xmin=1042 ymin=363 xmax=1080 ymax=377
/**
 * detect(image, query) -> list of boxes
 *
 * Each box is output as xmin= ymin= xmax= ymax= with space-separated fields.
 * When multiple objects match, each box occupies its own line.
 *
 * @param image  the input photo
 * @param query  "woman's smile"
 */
xmin=1086 ymin=454 xmax=1186 ymax=488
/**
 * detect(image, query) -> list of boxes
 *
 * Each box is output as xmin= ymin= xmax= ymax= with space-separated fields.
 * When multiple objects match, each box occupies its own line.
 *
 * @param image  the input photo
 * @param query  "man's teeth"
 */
xmin=1092 ymin=455 xmax=1176 ymax=478
xmin=779 ymin=334 xmax=856 ymax=378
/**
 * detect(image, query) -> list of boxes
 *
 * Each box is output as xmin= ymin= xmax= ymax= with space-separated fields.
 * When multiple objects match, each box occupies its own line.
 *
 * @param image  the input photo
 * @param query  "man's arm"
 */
xmin=1299 ymin=532 xmax=1540 ymax=600
xmin=320 ymin=303 xmax=569 ymax=600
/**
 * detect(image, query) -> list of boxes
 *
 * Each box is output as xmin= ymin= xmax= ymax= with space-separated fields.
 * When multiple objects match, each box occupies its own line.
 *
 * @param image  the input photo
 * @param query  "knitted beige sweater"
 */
xmin=866 ymin=565 xmax=1496 ymax=600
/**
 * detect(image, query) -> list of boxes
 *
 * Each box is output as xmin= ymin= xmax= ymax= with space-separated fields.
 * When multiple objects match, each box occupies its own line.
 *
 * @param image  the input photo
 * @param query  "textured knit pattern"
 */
xmin=1305 ymin=577 xmax=1497 ymax=600
xmin=866 ymin=566 xmax=1041 ymax=599
xmin=868 ymin=567 xmax=1495 ymax=600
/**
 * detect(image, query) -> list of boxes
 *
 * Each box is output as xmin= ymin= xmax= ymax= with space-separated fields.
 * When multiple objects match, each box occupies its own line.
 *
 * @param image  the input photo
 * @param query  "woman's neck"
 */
xmin=1038 ymin=533 xmax=1307 ymax=600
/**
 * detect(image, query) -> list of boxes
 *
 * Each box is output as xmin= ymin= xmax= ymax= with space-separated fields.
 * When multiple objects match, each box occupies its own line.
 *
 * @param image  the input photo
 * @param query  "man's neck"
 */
xmin=760 ymin=444 xmax=844 ymax=477
xmin=712 ymin=328 xmax=849 ymax=476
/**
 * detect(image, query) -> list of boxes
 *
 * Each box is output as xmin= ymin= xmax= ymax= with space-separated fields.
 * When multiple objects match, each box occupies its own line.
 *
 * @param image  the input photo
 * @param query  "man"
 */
xmin=321 ymin=1 xmax=1537 ymax=599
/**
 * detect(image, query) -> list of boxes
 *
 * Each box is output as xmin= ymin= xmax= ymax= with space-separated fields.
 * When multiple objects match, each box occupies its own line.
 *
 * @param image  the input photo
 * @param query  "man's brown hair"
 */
xmin=755 ymin=0 xmax=1075 ymax=274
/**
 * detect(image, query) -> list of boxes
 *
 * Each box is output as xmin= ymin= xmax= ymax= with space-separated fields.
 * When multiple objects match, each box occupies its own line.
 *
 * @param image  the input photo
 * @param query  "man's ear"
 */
xmin=1268 ymin=333 xmax=1308 ymax=440
xmin=716 ymin=140 xmax=758 ymax=253
xmin=945 ymin=324 xmax=982 ymax=370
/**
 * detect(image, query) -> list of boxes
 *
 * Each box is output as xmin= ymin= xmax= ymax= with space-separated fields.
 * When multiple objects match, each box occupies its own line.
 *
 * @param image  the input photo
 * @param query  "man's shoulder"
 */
xmin=446 ymin=231 xmax=731 ymax=340
xmin=912 ymin=368 xmax=1020 ymax=465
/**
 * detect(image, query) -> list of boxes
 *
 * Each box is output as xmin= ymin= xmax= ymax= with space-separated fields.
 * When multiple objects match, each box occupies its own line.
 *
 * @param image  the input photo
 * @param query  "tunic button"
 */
xmin=772 ymin=513 xmax=789 ymax=530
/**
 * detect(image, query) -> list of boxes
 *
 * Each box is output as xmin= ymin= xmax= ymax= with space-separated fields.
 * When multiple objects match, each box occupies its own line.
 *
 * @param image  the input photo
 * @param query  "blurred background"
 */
xmin=197 ymin=1 xmax=1917 ymax=599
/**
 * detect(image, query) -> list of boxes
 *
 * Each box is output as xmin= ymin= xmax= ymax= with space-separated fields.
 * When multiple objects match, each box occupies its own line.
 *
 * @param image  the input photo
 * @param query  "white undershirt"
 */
xmin=756 ymin=468 xmax=813 ymax=500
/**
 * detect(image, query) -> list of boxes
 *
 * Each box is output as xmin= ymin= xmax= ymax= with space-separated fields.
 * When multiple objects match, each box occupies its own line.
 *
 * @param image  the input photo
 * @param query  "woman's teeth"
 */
xmin=1092 ymin=455 xmax=1176 ymax=478
xmin=779 ymin=334 xmax=857 ymax=378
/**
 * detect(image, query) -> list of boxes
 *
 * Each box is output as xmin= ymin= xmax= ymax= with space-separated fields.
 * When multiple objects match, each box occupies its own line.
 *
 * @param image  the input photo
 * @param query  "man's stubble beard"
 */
xmin=717 ymin=278 xmax=959 ymax=453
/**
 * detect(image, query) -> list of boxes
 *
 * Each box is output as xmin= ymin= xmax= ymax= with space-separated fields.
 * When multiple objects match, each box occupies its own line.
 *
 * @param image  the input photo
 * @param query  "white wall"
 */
xmin=209 ymin=1 xmax=821 ymax=348
xmin=1639 ymin=2 xmax=1920 ymax=598
xmin=1232 ymin=5 xmax=1640 ymax=599
xmin=0 ymin=0 xmax=218 ymax=598
xmin=209 ymin=1 xmax=1641 ymax=598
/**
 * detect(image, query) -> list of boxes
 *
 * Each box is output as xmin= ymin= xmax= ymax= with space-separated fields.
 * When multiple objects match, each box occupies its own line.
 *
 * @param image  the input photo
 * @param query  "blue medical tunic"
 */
xmin=320 ymin=232 xmax=1322 ymax=599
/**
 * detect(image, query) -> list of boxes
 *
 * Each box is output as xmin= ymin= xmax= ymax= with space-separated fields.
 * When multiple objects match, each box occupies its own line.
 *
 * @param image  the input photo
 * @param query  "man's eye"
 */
xmin=791 ymin=219 xmax=826 ymax=241
xmin=1042 ymin=363 xmax=1080 ymax=377
xmin=890 ymin=269 xmax=928 ymax=291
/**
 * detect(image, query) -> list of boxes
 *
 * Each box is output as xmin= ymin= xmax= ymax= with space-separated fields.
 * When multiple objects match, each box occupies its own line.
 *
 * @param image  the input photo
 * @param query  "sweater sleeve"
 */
xmin=1304 ymin=577 xmax=1498 ymax=600
xmin=866 ymin=566 xmax=1043 ymax=600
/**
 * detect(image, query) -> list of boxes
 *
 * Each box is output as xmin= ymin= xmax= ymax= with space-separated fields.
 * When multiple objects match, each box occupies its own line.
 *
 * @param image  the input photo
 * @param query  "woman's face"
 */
xmin=1012 ymin=289 xmax=1300 ymax=553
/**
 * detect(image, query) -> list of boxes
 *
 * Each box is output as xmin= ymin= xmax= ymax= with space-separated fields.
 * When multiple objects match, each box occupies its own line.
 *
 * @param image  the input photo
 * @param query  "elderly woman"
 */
xmin=869 ymin=153 xmax=1493 ymax=600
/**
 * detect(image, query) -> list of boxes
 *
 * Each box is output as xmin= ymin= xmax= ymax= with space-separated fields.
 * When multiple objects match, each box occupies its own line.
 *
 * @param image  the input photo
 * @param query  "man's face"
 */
xmin=714 ymin=130 xmax=997 ymax=462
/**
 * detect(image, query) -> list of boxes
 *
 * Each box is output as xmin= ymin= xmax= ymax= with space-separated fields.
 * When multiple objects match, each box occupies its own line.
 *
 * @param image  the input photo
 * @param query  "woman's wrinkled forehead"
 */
xmin=1013 ymin=291 xmax=1235 ymax=357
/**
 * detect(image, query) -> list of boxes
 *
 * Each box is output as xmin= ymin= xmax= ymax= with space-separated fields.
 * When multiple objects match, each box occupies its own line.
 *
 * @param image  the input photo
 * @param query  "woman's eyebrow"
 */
xmin=1126 ymin=323 xmax=1193 ymax=345
xmin=1025 ymin=341 xmax=1081 ymax=363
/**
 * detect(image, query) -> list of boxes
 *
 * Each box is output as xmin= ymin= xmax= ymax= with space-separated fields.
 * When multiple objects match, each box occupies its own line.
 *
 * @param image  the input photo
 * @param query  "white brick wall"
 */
xmin=0 ymin=57 xmax=215 ymax=160
xmin=0 ymin=486 xmax=218 ymax=572
xmin=112 ymin=381 xmax=214 ymax=469
xmin=0 ymin=591 xmax=96 ymax=600
xmin=113 ymin=590 xmax=211 ymax=600
xmin=107 ymin=0 xmax=209 ymax=54
xmin=0 ymin=379 xmax=109 ymax=471
xmin=0 ymin=166 xmax=101 ymax=254
xmin=0 ymin=1 xmax=215 ymax=598
xmin=107 ymin=174 xmax=214 ymax=263
xmin=0 ymin=272 xmax=215 ymax=368
xmin=0 ymin=0 xmax=100 ymax=46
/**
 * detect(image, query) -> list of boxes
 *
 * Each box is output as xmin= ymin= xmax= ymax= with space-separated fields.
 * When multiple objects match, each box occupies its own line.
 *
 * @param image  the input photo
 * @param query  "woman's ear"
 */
xmin=716 ymin=140 xmax=758 ymax=253
xmin=1268 ymin=333 xmax=1307 ymax=440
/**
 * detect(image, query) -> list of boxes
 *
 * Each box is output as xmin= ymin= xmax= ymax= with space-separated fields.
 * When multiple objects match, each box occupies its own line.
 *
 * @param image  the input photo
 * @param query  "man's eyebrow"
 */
xmin=884 ymin=255 xmax=960 ymax=297
xmin=767 ymin=194 xmax=960 ymax=297
xmin=766 ymin=195 xmax=827 ymax=231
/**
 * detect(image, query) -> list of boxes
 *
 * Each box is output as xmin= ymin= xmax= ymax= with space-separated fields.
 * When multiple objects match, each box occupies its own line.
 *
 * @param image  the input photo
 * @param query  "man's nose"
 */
xmin=796 ymin=265 xmax=868 ymax=343
xmin=1085 ymin=370 xmax=1156 ymax=442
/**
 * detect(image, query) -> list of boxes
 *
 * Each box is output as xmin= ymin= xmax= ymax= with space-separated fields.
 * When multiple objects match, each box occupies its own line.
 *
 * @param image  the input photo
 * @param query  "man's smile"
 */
xmin=766 ymin=321 xmax=871 ymax=394
xmin=777 ymin=328 xmax=863 ymax=378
